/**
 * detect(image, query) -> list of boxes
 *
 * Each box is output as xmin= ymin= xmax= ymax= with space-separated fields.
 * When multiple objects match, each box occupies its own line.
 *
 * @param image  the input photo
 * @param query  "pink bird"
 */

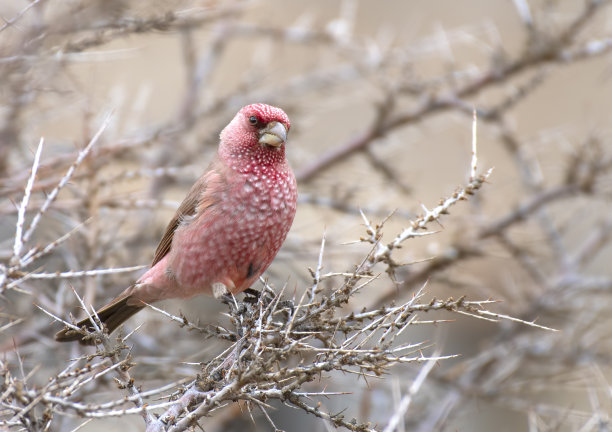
xmin=56 ymin=103 xmax=297 ymax=344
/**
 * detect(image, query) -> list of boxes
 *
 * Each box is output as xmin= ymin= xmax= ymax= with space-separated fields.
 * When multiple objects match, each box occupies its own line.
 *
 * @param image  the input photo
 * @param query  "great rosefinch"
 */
xmin=56 ymin=103 xmax=297 ymax=344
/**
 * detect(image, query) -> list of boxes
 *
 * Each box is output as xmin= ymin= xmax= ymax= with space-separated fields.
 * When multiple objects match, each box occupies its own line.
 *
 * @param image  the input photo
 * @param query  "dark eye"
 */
xmin=249 ymin=116 xmax=258 ymax=125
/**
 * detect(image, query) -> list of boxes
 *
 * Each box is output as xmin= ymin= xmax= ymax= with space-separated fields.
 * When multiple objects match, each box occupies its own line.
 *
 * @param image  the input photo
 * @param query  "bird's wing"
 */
xmin=151 ymin=161 xmax=224 ymax=267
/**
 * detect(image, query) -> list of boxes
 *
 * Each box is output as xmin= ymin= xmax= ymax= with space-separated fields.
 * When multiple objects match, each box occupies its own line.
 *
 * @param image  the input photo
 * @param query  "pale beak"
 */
xmin=258 ymin=121 xmax=287 ymax=148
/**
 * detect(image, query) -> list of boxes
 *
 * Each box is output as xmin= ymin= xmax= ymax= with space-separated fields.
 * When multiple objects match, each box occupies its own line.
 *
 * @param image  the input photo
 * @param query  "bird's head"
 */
xmin=219 ymin=103 xmax=291 ymax=171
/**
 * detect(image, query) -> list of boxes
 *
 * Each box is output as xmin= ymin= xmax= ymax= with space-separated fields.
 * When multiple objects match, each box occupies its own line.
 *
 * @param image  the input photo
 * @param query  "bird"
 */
xmin=56 ymin=103 xmax=297 ymax=344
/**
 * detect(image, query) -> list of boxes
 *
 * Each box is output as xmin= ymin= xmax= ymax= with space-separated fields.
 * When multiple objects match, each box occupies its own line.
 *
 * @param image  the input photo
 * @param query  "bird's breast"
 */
xmin=167 ymin=165 xmax=296 ymax=295
xmin=238 ymin=167 xmax=296 ymax=213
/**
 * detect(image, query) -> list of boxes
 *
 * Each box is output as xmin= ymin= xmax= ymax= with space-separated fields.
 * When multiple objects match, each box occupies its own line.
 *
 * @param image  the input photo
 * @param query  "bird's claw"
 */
xmin=243 ymin=288 xmax=260 ymax=304
xmin=220 ymin=293 xmax=234 ymax=305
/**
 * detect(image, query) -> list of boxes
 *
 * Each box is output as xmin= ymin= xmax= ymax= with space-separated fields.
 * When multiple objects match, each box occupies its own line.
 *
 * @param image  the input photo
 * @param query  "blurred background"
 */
xmin=1 ymin=0 xmax=612 ymax=430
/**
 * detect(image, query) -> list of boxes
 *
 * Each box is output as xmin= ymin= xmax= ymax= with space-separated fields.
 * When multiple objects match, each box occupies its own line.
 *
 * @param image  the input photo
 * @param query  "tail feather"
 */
xmin=55 ymin=295 xmax=144 ymax=345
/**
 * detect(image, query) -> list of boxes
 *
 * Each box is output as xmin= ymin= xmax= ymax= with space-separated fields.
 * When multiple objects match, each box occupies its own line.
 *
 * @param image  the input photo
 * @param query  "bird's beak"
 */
xmin=259 ymin=121 xmax=287 ymax=148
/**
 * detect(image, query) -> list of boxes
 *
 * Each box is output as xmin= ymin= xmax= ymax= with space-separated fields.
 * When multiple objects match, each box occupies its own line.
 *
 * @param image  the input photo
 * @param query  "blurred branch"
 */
xmin=296 ymin=0 xmax=611 ymax=182
xmin=2 ymin=0 xmax=612 ymax=430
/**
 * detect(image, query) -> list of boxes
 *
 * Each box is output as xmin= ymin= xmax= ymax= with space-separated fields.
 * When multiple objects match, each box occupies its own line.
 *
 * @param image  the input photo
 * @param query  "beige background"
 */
xmin=1 ymin=0 xmax=612 ymax=431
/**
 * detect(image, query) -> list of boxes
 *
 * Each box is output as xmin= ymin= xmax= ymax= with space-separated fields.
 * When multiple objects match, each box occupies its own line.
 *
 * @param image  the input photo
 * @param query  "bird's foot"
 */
xmin=243 ymin=288 xmax=260 ymax=304
xmin=220 ymin=293 xmax=234 ymax=306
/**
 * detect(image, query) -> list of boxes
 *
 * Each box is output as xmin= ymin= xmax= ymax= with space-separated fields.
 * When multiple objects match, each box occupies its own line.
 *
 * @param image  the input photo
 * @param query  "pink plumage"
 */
xmin=56 ymin=104 xmax=297 ymax=344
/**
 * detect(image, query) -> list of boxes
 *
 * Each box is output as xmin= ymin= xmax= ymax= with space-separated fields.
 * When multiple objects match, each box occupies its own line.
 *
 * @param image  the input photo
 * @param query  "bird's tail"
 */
xmin=55 ymin=294 xmax=144 ymax=345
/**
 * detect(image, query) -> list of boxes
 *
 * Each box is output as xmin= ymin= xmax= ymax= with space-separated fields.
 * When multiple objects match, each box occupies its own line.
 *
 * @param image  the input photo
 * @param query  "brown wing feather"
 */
xmin=151 ymin=159 xmax=225 ymax=266
xmin=56 ymin=160 xmax=228 ymax=344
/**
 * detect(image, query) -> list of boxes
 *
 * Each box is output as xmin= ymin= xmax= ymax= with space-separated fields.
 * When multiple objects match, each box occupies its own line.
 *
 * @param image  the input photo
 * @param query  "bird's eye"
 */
xmin=249 ymin=116 xmax=258 ymax=125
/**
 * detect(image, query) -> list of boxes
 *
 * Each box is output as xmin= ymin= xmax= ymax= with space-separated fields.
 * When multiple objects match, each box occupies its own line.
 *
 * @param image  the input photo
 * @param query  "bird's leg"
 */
xmin=243 ymin=287 xmax=260 ymax=297
xmin=212 ymin=282 xmax=230 ymax=299
xmin=243 ymin=288 xmax=260 ymax=304
xmin=220 ymin=293 xmax=234 ymax=306
xmin=215 ymin=281 xmax=241 ymax=314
